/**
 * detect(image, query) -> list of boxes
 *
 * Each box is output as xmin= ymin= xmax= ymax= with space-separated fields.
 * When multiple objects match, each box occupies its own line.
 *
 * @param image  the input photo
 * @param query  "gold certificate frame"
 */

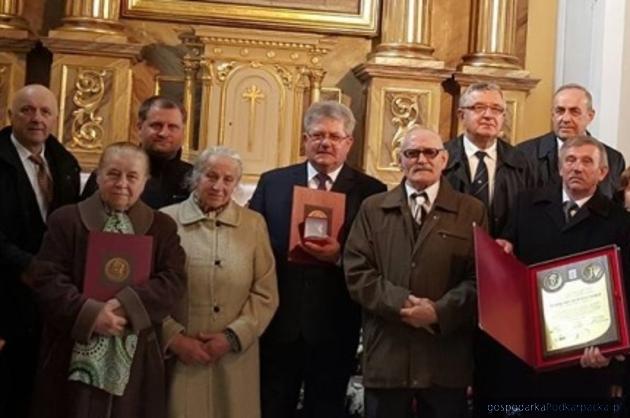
xmin=122 ymin=0 xmax=380 ymax=37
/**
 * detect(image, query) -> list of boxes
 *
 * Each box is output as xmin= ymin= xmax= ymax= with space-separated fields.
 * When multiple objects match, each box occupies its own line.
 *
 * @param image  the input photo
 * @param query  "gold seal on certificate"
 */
xmin=537 ymin=255 xmax=619 ymax=357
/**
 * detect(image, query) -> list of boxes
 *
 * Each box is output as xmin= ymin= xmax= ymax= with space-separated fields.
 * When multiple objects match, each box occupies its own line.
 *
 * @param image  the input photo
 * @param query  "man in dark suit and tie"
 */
xmin=249 ymin=100 xmax=386 ymax=418
xmin=442 ymin=83 xmax=535 ymax=413
xmin=0 ymin=84 xmax=81 ymax=418
xmin=517 ymin=83 xmax=625 ymax=198
xmin=494 ymin=135 xmax=630 ymax=403
xmin=443 ymin=82 xmax=534 ymax=237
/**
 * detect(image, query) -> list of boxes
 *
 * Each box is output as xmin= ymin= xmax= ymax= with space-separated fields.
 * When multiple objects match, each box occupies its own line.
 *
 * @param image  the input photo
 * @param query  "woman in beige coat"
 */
xmin=161 ymin=147 xmax=278 ymax=418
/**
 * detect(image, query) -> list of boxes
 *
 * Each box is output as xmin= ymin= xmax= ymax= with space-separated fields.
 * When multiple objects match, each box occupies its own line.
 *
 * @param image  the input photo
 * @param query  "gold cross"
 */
xmin=242 ymin=85 xmax=265 ymax=152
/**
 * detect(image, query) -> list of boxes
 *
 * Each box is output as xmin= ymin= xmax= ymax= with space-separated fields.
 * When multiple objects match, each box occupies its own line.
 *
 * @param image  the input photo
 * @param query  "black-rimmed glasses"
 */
xmin=401 ymin=148 xmax=445 ymax=160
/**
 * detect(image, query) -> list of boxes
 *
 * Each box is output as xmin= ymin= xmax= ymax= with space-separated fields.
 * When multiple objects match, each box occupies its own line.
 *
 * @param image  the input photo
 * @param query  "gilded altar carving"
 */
xmin=388 ymin=93 xmax=424 ymax=167
xmin=70 ymin=68 xmax=108 ymax=150
xmin=172 ymin=27 xmax=333 ymax=178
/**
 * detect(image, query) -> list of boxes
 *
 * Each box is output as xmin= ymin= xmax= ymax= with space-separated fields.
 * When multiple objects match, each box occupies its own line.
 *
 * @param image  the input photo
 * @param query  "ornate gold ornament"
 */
xmin=216 ymin=61 xmax=238 ymax=83
xmin=388 ymin=93 xmax=422 ymax=166
xmin=273 ymin=64 xmax=293 ymax=88
xmin=71 ymin=69 xmax=107 ymax=150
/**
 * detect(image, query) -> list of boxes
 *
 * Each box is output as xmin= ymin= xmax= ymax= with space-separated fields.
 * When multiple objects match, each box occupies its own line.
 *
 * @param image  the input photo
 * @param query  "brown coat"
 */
xmin=29 ymin=194 xmax=187 ymax=418
xmin=344 ymin=180 xmax=487 ymax=388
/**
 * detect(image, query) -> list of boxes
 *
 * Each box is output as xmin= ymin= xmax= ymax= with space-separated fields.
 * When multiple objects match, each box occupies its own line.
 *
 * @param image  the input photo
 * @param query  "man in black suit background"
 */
xmin=82 ymin=96 xmax=192 ymax=208
xmin=494 ymin=135 xmax=630 ymax=403
xmin=249 ymin=101 xmax=386 ymax=418
xmin=0 ymin=84 xmax=81 ymax=418
xmin=517 ymin=83 xmax=625 ymax=197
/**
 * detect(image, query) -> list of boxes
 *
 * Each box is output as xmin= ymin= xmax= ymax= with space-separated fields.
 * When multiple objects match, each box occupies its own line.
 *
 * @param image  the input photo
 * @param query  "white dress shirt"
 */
xmin=307 ymin=162 xmax=343 ymax=191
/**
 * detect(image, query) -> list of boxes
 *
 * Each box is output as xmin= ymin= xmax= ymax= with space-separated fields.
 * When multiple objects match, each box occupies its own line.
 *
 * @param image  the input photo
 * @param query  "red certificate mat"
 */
xmin=83 ymin=231 xmax=154 ymax=301
xmin=288 ymin=186 xmax=346 ymax=265
xmin=474 ymin=226 xmax=630 ymax=371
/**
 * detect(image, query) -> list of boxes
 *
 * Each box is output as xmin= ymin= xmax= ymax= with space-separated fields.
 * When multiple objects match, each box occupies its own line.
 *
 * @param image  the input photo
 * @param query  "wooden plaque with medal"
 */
xmin=288 ymin=186 xmax=346 ymax=265
xmin=474 ymin=226 xmax=630 ymax=371
xmin=83 ymin=231 xmax=154 ymax=301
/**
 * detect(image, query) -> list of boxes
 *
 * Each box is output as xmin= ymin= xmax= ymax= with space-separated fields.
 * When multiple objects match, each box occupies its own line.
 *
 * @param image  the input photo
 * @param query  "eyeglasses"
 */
xmin=306 ymin=132 xmax=349 ymax=143
xmin=401 ymin=148 xmax=445 ymax=160
xmin=460 ymin=104 xmax=505 ymax=116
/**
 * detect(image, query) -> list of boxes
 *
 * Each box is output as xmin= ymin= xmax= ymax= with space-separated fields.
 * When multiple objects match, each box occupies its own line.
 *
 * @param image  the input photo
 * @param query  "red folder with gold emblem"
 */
xmin=83 ymin=231 xmax=154 ymax=301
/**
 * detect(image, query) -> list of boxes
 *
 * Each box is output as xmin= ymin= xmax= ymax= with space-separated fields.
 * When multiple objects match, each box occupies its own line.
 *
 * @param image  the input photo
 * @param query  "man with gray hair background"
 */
xmin=250 ymin=100 xmax=385 ymax=418
xmin=517 ymin=83 xmax=625 ymax=197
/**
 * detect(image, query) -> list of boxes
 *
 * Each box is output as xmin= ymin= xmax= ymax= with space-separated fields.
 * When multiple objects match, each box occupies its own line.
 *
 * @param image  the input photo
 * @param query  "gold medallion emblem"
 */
xmin=104 ymin=257 xmax=130 ymax=283
xmin=582 ymin=262 xmax=604 ymax=283
xmin=542 ymin=272 xmax=563 ymax=292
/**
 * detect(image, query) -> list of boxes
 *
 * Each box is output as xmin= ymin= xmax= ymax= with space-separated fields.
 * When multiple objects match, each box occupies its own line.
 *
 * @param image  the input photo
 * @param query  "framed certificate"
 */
xmin=475 ymin=226 xmax=630 ymax=371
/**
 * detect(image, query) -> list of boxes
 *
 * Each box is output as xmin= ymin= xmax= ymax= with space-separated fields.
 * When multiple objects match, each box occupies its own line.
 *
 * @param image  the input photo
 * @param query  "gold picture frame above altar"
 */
xmin=122 ymin=0 xmax=380 ymax=36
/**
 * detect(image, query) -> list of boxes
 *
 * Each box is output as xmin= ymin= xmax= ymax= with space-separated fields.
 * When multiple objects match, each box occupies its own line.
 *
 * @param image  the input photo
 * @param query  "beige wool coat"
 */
xmin=161 ymin=196 xmax=278 ymax=418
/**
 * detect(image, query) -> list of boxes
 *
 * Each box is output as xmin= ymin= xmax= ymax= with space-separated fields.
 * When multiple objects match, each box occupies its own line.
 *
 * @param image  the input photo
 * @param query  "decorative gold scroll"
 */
xmin=70 ymin=68 xmax=108 ymax=150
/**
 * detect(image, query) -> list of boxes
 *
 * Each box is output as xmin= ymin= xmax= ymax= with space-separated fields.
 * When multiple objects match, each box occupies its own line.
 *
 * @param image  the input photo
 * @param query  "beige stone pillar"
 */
xmin=459 ymin=0 xmax=523 ymax=73
xmin=369 ymin=0 xmax=442 ymax=68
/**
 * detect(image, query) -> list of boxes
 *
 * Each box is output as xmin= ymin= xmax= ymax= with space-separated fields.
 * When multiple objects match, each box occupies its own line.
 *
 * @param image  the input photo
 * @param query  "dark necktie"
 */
xmin=411 ymin=191 xmax=428 ymax=225
xmin=315 ymin=172 xmax=331 ymax=191
xmin=471 ymin=150 xmax=490 ymax=208
xmin=563 ymin=200 xmax=579 ymax=223
xmin=28 ymin=153 xmax=53 ymax=205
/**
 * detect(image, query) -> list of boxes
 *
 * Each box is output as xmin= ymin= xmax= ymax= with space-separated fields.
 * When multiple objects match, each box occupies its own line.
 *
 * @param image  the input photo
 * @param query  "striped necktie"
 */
xmin=28 ymin=153 xmax=53 ymax=205
xmin=471 ymin=150 xmax=489 ymax=208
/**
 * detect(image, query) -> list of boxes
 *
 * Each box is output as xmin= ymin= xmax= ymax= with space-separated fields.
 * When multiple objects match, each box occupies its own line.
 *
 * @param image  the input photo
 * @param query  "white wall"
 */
xmin=555 ymin=0 xmax=630 ymax=160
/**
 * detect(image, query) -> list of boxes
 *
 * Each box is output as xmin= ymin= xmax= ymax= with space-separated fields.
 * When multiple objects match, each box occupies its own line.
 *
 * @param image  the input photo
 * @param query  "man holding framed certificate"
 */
xmin=494 ymin=135 xmax=630 ymax=400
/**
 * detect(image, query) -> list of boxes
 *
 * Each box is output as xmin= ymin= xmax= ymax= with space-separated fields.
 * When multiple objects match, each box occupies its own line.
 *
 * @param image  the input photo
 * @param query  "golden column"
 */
xmin=0 ymin=0 xmax=35 ymax=124
xmin=0 ymin=0 xmax=29 ymax=32
xmin=355 ymin=0 xmax=451 ymax=185
xmin=459 ymin=0 xmax=523 ymax=73
xmin=50 ymin=0 xmax=125 ymax=42
xmin=369 ymin=0 xmax=441 ymax=67
xmin=452 ymin=0 xmax=539 ymax=144
xmin=43 ymin=0 xmax=142 ymax=169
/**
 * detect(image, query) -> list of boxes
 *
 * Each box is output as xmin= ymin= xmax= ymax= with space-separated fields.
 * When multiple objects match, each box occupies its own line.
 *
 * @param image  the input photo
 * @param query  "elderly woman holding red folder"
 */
xmin=29 ymin=142 xmax=186 ymax=418
xmin=161 ymin=146 xmax=278 ymax=418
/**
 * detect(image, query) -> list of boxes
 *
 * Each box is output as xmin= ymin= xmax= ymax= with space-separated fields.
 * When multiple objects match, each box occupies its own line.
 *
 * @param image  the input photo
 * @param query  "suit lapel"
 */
xmin=293 ymin=162 xmax=308 ymax=188
xmin=445 ymin=136 xmax=472 ymax=192
xmin=330 ymin=164 xmax=356 ymax=194
xmin=0 ymin=132 xmax=43 ymax=220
